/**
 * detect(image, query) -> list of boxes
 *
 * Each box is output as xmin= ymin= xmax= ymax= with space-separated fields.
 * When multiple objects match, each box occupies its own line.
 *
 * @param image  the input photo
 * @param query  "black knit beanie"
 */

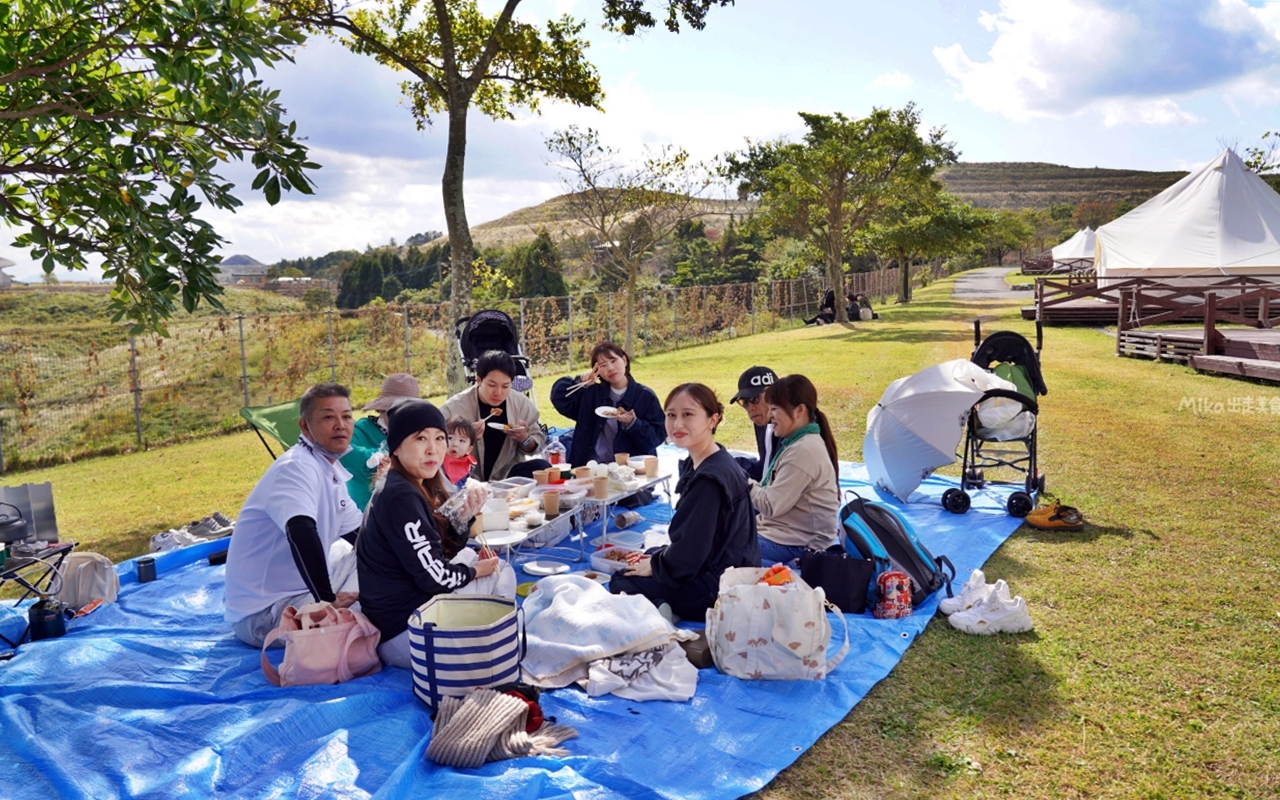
xmin=386 ymin=397 xmax=447 ymax=454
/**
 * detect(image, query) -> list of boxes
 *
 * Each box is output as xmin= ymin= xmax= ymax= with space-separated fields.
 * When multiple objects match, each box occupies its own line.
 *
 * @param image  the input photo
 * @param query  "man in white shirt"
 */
xmin=225 ymin=383 xmax=364 ymax=647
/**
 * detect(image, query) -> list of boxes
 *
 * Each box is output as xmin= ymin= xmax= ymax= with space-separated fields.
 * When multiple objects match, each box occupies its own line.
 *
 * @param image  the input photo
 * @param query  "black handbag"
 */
xmin=799 ymin=546 xmax=875 ymax=614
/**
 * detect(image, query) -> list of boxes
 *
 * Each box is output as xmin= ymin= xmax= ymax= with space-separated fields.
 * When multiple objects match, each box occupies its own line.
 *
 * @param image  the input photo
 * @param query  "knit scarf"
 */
xmin=761 ymin=422 xmax=820 ymax=487
xmin=425 ymin=689 xmax=578 ymax=768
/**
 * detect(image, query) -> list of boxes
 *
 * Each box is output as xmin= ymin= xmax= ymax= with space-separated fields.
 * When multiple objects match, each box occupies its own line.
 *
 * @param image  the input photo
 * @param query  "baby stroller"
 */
xmin=453 ymin=309 xmax=533 ymax=391
xmin=941 ymin=320 xmax=1047 ymax=518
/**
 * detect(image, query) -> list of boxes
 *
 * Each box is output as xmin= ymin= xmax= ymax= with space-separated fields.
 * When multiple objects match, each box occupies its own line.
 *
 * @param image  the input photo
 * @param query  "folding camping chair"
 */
xmin=240 ymin=401 xmax=301 ymax=460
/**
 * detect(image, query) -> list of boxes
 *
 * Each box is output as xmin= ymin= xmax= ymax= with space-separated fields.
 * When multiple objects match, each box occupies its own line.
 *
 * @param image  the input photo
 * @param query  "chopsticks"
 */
xmin=564 ymin=380 xmax=592 ymax=397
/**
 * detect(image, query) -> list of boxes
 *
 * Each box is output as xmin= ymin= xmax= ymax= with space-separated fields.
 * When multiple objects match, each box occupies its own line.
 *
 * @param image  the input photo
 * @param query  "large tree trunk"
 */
xmin=443 ymin=102 xmax=474 ymax=393
xmin=825 ymin=230 xmax=846 ymax=323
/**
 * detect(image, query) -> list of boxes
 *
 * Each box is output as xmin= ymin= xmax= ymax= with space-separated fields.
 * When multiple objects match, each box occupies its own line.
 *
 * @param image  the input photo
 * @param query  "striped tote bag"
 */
xmin=408 ymin=594 xmax=522 ymax=711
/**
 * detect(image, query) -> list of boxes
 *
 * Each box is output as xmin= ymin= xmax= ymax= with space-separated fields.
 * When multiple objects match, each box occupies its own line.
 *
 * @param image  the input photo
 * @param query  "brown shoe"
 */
xmin=1025 ymin=501 xmax=1084 ymax=531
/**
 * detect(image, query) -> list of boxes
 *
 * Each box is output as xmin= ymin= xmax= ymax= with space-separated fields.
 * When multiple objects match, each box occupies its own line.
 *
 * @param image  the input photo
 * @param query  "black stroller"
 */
xmin=453 ymin=309 xmax=533 ymax=391
xmin=942 ymin=320 xmax=1047 ymax=518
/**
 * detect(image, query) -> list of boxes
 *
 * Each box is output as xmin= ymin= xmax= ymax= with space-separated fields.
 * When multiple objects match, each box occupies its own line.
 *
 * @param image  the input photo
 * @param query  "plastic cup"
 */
xmin=614 ymin=452 xmax=630 ymax=466
xmin=543 ymin=491 xmax=561 ymax=518
xmin=643 ymin=456 xmax=658 ymax=476
xmin=593 ymin=476 xmax=609 ymax=499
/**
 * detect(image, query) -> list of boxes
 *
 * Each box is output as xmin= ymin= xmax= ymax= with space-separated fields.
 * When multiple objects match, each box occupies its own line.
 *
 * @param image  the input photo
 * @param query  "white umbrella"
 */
xmin=863 ymin=359 xmax=994 ymax=502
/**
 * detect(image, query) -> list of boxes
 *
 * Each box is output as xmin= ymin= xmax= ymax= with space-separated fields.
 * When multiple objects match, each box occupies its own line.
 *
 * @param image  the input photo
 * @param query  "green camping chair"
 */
xmin=240 ymin=401 xmax=301 ymax=460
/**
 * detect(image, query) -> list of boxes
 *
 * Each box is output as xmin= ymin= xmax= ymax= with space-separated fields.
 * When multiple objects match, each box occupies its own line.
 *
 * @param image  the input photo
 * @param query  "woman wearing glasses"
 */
xmin=729 ymin=366 xmax=781 ymax=481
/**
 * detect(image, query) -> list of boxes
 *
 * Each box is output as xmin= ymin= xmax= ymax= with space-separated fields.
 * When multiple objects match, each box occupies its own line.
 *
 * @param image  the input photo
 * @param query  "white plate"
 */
xmin=487 ymin=421 xmax=516 ymax=431
xmin=595 ymin=406 xmax=619 ymax=419
xmin=472 ymin=529 xmax=528 ymax=548
xmin=523 ymin=560 xmax=570 ymax=576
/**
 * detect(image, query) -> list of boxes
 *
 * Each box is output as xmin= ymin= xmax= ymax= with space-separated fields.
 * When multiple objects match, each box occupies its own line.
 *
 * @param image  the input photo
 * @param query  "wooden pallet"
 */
xmin=1117 ymin=330 xmax=1203 ymax=362
xmin=1188 ymin=354 xmax=1280 ymax=382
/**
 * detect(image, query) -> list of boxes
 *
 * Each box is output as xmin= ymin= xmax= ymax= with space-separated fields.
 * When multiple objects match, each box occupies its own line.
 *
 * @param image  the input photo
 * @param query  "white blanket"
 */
xmin=520 ymin=575 xmax=693 ymax=687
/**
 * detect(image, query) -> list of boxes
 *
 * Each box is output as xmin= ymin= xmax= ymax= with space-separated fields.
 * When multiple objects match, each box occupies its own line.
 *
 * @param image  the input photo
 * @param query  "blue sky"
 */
xmin=7 ymin=0 xmax=1280 ymax=280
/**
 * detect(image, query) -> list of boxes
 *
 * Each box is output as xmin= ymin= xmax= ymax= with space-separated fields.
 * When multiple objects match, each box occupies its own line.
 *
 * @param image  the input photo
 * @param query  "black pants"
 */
xmin=609 ymin=568 xmax=720 ymax=621
xmin=505 ymin=459 xmax=552 ymax=480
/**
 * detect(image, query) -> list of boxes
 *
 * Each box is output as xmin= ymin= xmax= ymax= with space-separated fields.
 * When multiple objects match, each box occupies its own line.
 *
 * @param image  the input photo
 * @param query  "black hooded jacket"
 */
xmin=650 ymin=445 xmax=759 ymax=590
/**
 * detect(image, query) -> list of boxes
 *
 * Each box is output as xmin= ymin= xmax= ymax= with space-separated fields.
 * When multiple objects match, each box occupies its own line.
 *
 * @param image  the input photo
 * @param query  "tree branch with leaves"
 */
xmin=1 ymin=0 xmax=319 ymax=333
xmin=547 ymin=125 xmax=711 ymax=354
xmin=272 ymin=0 xmax=731 ymax=390
xmin=725 ymin=105 xmax=956 ymax=320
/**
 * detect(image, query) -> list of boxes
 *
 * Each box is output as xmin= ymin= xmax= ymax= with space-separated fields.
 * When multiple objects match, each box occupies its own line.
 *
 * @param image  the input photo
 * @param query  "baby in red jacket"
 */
xmin=443 ymin=416 xmax=478 ymax=488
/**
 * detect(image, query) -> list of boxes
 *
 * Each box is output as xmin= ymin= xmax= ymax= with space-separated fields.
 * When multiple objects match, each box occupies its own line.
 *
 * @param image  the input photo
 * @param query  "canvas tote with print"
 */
xmin=705 ymin=567 xmax=848 ymax=680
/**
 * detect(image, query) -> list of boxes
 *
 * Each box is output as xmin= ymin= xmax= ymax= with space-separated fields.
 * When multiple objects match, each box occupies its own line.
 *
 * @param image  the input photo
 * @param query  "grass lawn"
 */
xmin=10 ymin=276 xmax=1280 ymax=798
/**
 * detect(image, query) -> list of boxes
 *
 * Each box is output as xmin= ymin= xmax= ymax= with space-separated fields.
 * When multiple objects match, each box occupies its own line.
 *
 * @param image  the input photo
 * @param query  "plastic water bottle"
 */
xmin=546 ymin=437 xmax=565 ymax=465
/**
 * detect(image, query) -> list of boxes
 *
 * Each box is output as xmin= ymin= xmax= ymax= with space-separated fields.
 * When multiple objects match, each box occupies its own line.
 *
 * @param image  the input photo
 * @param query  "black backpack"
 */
xmin=840 ymin=494 xmax=955 ymax=608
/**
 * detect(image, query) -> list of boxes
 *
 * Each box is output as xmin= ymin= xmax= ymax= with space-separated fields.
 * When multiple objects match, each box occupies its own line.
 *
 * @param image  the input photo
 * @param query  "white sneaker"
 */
xmin=948 ymin=590 xmax=1032 ymax=635
xmin=939 ymin=569 xmax=989 ymax=615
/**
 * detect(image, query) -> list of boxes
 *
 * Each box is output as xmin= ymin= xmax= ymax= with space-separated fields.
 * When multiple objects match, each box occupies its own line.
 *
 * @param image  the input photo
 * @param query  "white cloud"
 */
xmin=870 ymin=71 xmax=913 ymax=89
xmin=935 ymin=0 xmax=1280 ymax=126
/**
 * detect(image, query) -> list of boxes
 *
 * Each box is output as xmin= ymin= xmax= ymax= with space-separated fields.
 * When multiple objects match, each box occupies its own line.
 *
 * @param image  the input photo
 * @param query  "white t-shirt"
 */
xmin=223 ymin=441 xmax=363 ymax=622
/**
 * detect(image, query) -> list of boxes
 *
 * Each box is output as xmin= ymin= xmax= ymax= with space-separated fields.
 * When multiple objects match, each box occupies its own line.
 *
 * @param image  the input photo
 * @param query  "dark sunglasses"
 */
xmin=739 ymin=395 xmax=766 ymax=407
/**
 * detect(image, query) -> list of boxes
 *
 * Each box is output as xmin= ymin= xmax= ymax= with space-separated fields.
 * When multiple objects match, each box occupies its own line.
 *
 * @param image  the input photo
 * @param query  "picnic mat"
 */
xmin=0 ymin=464 xmax=1024 ymax=799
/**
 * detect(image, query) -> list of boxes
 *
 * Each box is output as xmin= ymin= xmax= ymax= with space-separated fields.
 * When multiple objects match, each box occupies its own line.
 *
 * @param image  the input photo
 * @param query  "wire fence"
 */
xmin=0 ymin=268 xmax=928 ymax=472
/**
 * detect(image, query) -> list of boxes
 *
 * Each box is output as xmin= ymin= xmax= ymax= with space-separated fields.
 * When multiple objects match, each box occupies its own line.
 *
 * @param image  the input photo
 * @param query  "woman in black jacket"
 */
xmin=609 ymin=383 xmax=759 ymax=620
xmin=357 ymin=398 xmax=499 ymax=668
xmin=550 ymin=342 xmax=665 ymax=467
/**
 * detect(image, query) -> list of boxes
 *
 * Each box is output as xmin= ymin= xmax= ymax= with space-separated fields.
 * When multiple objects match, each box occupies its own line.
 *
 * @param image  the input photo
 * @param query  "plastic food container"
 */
xmin=588 ymin=530 xmax=646 ymax=550
xmin=528 ymin=484 xmax=587 ymax=510
xmin=590 ymin=545 xmax=642 ymax=574
xmin=488 ymin=477 xmax=536 ymax=500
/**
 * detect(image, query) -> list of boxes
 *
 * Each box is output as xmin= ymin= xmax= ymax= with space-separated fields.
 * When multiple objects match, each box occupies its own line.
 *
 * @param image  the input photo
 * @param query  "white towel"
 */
xmin=520 ymin=575 xmax=692 ymax=686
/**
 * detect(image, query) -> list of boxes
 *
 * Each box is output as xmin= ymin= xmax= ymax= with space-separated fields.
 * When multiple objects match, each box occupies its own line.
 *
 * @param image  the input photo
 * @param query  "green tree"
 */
xmin=725 ymin=105 xmax=957 ymax=322
xmin=507 ymin=232 xmax=567 ymax=298
xmin=381 ymin=274 xmax=403 ymax=300
xmin=301 ymin=286 xmax=333 ymax=311
xmin=984 ymin=210 xmax=1035 ymax=265
xmin=272 ymin=0 xmax=729 ymax=390
xmin=858 ymin=190 xmax=988 ymax=303
xmin=1 ymin=0 xmax=319 ymax=334
xmin=547 ymin=125 xmax=711 ymax=353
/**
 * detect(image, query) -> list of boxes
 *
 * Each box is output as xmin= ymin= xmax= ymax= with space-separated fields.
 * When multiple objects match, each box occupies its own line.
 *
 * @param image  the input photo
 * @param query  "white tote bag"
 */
xmin=705 ymin=567 xmax=848 ymax=680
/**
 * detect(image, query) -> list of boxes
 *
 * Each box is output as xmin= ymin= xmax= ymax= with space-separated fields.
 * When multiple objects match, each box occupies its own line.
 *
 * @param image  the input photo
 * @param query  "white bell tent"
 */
xmin=1051 ymin=227 xmax=1095 ymax=264
xmin=1096 ymin=149 xmax=1280 ymax=280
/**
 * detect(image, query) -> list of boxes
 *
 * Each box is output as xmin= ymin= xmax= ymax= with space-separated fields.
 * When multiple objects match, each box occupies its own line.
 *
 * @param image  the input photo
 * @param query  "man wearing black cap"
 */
xmin=730 ymin=366 xmax=781 ymax=482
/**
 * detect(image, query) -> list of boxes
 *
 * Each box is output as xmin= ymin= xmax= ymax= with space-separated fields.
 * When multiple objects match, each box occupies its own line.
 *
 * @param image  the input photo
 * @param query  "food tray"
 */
xmin=590 ymin=545 xmax=641 ymax=574
xmin=588 ymin=530 xmax=646 ymax=550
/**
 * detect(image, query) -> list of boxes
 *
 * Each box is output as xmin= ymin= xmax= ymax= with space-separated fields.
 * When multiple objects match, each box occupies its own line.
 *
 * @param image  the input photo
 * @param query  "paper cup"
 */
xmin=533 ymin=469 xmax=549 ymax=485
xmin=614 ymin=452 xmax=630 ymax=466
xmin=543 ymin=491 xmax=561 ymax=518
xmin=573 ymin=466 xmax=591 ymax=479
xmin=643 ymin=455 xmax=658 ymax=476
xmin=593 ymin=476 xmax=609 ymax=499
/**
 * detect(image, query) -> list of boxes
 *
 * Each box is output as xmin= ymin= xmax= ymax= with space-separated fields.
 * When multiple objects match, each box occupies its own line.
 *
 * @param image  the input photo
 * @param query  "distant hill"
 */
xmin=938 ymin=162 xmax=1188 ymax=210
xmin=461 ymin=193 xmax=758 ymax=250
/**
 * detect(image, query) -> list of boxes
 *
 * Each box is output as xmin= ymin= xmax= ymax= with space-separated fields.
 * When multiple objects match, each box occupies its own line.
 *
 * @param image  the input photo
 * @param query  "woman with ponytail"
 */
xmin=750 ymin=374 xmax=840 ymax=566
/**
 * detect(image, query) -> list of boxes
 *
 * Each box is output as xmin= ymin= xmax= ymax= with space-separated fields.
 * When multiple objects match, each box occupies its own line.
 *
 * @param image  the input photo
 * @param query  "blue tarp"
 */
xmin=0 ymin=465 xmax=1023 ymax=799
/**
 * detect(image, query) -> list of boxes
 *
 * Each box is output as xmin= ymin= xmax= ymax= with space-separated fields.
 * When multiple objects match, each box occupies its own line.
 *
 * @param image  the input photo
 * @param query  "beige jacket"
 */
xmin=750 ymin=433 xmax=839 ymax=550
xmin=440 ymin=385 xmax=547 ymax=481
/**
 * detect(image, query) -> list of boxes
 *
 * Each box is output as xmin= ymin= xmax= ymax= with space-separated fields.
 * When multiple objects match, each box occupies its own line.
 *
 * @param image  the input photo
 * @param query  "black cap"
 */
xmin=731 ymin=366 xmax=778 ymax=403
xmin=386 ymin=397 xmax=447 ymax=455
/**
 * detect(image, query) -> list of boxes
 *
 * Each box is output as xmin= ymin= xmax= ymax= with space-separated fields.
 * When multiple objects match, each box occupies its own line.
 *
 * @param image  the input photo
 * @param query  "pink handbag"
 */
xmin=261 ymin=602 xmax=383 ymax=686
